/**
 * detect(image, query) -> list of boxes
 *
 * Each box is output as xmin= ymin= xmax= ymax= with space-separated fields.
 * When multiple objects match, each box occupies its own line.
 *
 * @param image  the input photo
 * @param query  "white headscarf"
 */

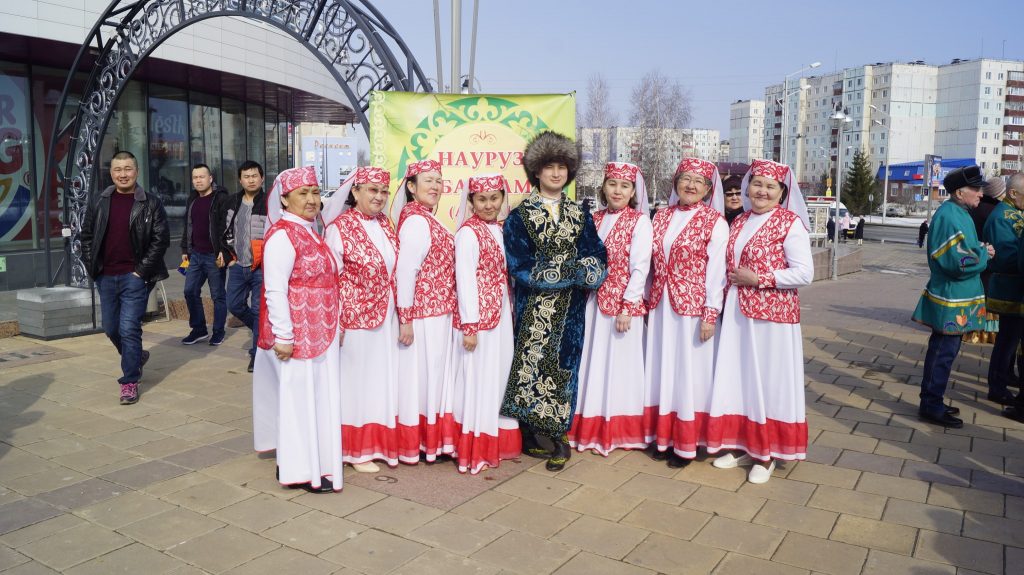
xmin=599 ymin=162 xmax=649 ymax=213
xmin=456 ymin=173 xmax=511 ymax=227
xmin=740 ymin=159 xmax=810 ymax=230
xmin=668 ymin=158 xmax=723 ymax=212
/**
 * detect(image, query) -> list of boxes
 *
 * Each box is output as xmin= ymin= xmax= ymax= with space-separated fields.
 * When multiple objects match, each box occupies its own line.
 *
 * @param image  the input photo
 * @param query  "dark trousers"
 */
xmin=920 ymin=331 xmax=963 ymax=417
xmin=97 ymin=273 xmax=149 ymax=384
xmin=184 ymin=251 xmax=226 ymax=336
xmin=227 ymin=264 xmax=263 ymax=357
xmin=988 ymin=315 xmax=1024 ymax=396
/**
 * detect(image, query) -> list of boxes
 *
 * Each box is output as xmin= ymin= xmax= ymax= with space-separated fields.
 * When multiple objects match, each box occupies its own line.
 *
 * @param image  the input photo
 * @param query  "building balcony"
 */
xmin=1007 ymin=94 xmax=1024 ymax=103
xmin=1006 ymin=109 xmax=1024 ymax=118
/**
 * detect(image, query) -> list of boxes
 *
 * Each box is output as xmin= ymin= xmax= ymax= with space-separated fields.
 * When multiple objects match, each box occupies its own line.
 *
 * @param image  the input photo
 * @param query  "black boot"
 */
xmin=545 ymin=436 xmax=571 ymax=472
xmin=646 ymin=444 xmax=669 ymax=461
xmin=667 ymin=452 xmax=692 ymax=469
xmin=520 ymin=423 xmax=552 ymax=459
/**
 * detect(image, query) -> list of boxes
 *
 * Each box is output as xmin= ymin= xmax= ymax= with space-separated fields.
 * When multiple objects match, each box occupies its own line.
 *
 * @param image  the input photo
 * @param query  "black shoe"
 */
xmin=182 ymin=331 xmax=210 ymax=345
xmin=302 ymin=477 xmax=335 ymax=493
xmin=247 ymin=356 xmax=255 ymax=373
xmin=919 ymin=410 xmax=964 ymax=429
xmin=646 ymin=445 xmax=669 ymax=461
xmin=945 ymin=405 xmax=960 ymax=416
xmin=667 ymin=453 xmax=692 ymax=469
xmin=521 ymin=428 xmax=552 ymax=459
xmin=1003 ymin=405 xmax=1024 ymax=423
xmin=209 ymin=332 xmax=226 ymax=346
xmin=545 ymin=437 xmax=571 ymax=472
xmin=987 ymin=390 xmax=1015 ymax=405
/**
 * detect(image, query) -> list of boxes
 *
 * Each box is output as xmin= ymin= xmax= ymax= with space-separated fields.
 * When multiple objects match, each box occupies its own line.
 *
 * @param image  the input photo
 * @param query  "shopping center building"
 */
xmin=0 ymin=1 xmax=358 ymax=290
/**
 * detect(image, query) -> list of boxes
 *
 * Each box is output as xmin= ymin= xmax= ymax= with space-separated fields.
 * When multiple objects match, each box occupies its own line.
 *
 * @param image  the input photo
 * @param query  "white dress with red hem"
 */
xmin=252 ymin=212 xmax=343 ymax=490
xmin=324 ymin=212 xmax=404 ymax=467
xmin=395 ymin=209 xmax=458 ymax=462
xmin=569 ymin=208 xmax=653 ymax=456
xmin=449 ymin=218 xmax=521 ymax=474
xmin=643 ymin=205 xmax=728 ymax=458
xmin=705 ymin=209 xmax=813 ymax=462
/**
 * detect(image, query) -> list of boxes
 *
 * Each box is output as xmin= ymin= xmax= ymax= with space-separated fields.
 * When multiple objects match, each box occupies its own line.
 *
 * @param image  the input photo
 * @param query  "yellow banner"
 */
xmin=368 ymin=91 xmax=576 ymax=229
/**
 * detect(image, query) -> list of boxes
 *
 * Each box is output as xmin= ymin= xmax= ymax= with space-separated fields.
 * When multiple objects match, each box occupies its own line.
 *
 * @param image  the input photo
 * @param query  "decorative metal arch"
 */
xmin=44 ymin=0 xmax=432 ymax=288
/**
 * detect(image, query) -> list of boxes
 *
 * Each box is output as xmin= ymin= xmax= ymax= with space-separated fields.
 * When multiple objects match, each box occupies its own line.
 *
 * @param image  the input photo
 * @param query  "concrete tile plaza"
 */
xmin=2 ymin=243 xmax=1023 ymax=574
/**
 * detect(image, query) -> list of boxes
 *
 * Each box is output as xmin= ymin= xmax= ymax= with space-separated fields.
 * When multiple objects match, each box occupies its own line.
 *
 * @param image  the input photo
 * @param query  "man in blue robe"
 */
xmin=501 ymin=131 xmax=607 ymax=471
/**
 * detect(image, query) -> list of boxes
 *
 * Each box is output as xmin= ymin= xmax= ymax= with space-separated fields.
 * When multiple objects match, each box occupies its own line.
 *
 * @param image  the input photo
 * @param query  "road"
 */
xmin=863 ymin=223 xmax=921 ymax=245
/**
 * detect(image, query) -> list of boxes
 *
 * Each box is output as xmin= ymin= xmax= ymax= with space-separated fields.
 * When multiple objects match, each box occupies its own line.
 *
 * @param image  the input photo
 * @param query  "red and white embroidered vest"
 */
xmin=727 ymin=207 xmax=801 ymax=324
xmin=398 ymin=202 xmax=457 ymax=320
xmin=332 ymin=210 xmax=398 ymax=330
xmin=453 ymin=216 xmax=508 ymax=332
xmin=592 ymin=208 xmax=646 ymax=317
xmin=647 ymin=204 xmax=722 ymax=316
xmin=257 ymin=220 xmax=339 ymax=359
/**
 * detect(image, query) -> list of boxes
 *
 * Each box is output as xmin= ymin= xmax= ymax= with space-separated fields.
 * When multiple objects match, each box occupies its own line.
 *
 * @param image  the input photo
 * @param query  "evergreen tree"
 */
xmin=843 ymin=148 xmax=875 ymax=215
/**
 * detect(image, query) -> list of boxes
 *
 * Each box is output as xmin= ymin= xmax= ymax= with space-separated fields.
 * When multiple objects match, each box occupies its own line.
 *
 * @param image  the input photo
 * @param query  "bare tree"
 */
xmin=583 ymin=73 xmax=618 ymax=128
xmin=630 ymin=70 xmax=692 ymax=204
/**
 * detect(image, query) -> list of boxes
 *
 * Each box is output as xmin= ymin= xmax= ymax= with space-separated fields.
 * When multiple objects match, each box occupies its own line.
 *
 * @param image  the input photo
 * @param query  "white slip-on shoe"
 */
xmin=713 ymin=452 xmax=753 ymax=469
xmin=747 ymin=460 xmax=776 ymax=484
xmin=352 ymin=462 xmax=380 ymax=473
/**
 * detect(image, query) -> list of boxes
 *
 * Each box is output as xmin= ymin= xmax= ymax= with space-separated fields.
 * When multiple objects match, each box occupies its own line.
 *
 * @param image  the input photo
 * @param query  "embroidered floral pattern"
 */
xmin=257 ymin=220 xmax=339 ymax=359
xmin=333 ymin=210 xmax=398 ymax=330
xmin=726 ymin=207 xmax=801 ymax=324
xmin=454 ymin=216 xmax=508 ymax=332
xmin=398 ymin=202 xmax=457 ymax=322
xmin=593 ymin=208 xmax=646 ymax=317
xmin=648 ymin=204 xmax=722 ymax=317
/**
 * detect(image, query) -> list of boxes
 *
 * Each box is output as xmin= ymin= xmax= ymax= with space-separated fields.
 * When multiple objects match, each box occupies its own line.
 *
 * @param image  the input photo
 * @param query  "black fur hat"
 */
xmin=523 ymin=131 xmax=578 ymax=189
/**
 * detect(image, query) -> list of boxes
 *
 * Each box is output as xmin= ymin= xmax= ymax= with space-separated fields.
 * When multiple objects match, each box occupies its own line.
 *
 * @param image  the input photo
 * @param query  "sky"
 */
xmin=364 ymin=0 xmax=1023 ymax=137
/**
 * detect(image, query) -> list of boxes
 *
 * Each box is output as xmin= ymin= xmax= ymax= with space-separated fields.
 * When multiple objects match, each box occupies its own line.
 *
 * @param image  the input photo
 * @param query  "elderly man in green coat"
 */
xmin=983 ymin=174 xmax=1024 ymax=407
xmin=912 ymin=165 xmax=993 ymax=428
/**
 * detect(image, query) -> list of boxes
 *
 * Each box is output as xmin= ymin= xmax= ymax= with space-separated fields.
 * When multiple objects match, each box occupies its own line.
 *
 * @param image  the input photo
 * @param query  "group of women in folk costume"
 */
xmin=569 ymin=157 xmax=813 ymax=485
xmin=253 ymin=161 xmax=525 ymax=493
xmin=252 ymin=150 xmax=814 ymax=491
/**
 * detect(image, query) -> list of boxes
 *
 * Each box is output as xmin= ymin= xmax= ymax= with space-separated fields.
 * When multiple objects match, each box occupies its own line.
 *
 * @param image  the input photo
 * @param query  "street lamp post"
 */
xmin=830 ymin=109 xmax=853 ymax=281
xmin=870 ymin=105 xmax=892 ymax=223
xmin=781 ymin=61 xmax=821 ymax=165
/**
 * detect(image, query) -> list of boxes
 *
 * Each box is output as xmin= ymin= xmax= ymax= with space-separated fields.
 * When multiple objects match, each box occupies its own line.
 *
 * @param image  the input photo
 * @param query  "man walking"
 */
xmin=500 ymin=131 xmax=607 ymax=472
xmin=81 ymin=151 xmax=169 ymax=405
xmin=181 ymin=163 xmax=231 ymax=345
xmin=223 ymin=161 xmax=267 ymax=373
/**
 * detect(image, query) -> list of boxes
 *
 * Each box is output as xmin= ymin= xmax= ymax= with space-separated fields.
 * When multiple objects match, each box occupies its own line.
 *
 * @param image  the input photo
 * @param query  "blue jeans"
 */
xmin=97 ymin=273 xmax=149 ymax=384
xmin=227 ymin=264 xmax=263 ymax=357
xmin=184 ymin=251 xmax=227 ymax=337
xmin=988 ymin=315 xmax=1024 ymax=396
xmin=920 ymin=331 xmax=963 ymax=417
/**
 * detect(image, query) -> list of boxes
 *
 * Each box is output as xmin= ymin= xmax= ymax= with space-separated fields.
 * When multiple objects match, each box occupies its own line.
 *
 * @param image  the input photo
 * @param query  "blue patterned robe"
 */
xmin=500 ymin=191 xmax=608 ymax=437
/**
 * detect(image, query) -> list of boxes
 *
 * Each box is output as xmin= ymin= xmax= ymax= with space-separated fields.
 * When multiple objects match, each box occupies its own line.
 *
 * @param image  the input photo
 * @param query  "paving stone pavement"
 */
xmin=1 ymin=242 xmax=1022 ymax=574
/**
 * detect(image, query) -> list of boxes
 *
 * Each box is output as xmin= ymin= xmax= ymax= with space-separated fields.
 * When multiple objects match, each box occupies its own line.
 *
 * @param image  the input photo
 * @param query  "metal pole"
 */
xmin=467 ymin=0 xmax=478 ymax=94
xmin=832 ymin=127 xmax=844 ymax=281
xmin=881 ymin=124 xmax=891 ymax=223
xmin=782 ymin=80 xmax=788 ymax=164
xmin=433 ymin=0 xmax=443 ymax=91
xmin=450 ymin=0 xmax=461 ymax=93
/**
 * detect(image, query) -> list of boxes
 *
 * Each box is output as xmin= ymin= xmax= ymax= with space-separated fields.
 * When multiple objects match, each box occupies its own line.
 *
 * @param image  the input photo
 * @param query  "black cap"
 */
xmin=942 ymin=165 xmax=985 ymax=193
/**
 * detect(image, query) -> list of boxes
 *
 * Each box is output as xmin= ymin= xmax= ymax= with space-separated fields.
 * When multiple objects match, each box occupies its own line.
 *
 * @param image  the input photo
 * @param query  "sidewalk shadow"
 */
xmin=0 ymin=374 xmax=53 ymax=462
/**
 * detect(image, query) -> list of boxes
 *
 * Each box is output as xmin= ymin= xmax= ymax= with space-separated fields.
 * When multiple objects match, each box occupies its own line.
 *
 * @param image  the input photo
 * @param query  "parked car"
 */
xmin=885 ymin=205 xmax=907 ymax=217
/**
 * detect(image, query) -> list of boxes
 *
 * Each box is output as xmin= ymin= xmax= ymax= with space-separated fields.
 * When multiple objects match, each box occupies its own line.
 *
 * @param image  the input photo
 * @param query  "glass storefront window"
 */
xmin=190 ymin=90 xmax=222 ymax=185
xmin=264 ymin=108 xmax=279 ymax=182
xmin=149 ymin=85 xmax=189 ymax=236
xmin=98 ymin=80 xmax=148 ymax=194
xmin=221 ymin=97 xmax=246 ymax=193
xmin=278 ymin=116 xmax=289 ymax=174
xmin=31 ymin=66 xmax=89 ymax=251
xmin=0 ymin=60 xmax=34 ymax=251
xmin=246 ymin=103 xmax=265 ymax=174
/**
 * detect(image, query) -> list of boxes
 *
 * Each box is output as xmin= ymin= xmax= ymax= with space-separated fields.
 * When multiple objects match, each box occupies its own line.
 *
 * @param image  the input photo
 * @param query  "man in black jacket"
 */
xmin=223 ymin=160 xmax=267 ymax=373
xmin=81 ymin=150 xmax=169 ymax=405
xmin=181 ymin=163 xmax=231 ymax=346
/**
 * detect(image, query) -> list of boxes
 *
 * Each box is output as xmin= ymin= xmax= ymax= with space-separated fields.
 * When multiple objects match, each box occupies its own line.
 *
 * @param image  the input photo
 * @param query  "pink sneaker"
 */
xmin=120 ymin=383 xmax=139 ymax=405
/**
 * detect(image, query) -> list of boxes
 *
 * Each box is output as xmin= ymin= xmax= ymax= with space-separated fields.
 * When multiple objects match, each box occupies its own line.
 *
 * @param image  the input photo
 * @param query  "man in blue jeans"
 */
xmin=81 ymin=151 xmax=169 ymax=405
xmin=181 ymin=163 xmax=231 ymax=346
xmin=222 ymin=160 xmax=267 ymax=373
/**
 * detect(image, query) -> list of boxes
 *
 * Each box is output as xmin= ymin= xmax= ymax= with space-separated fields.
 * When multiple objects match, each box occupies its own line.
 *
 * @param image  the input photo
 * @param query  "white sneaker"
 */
xmin=713 ymin=452 xmax=753 ymax=469
xmin=747 ymin=461 xmax=776 ymax=484
xmin=352 ymin=462 xmax=380 ymax=473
